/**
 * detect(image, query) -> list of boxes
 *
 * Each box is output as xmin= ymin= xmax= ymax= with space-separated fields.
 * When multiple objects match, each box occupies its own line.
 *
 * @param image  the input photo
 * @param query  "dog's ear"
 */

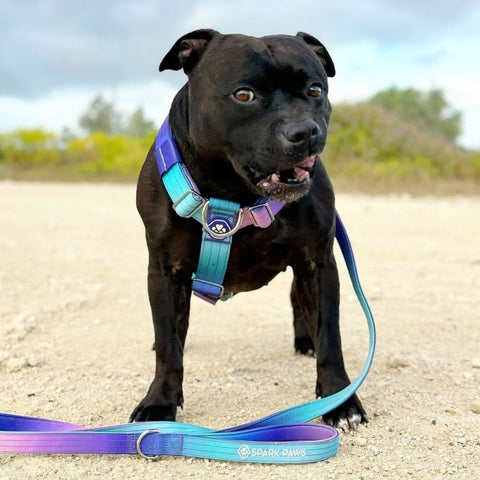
xmin=160 ymin=29 xmax=220 ymax=74
xmin=296 ymin=32 xmax=335 ymax=78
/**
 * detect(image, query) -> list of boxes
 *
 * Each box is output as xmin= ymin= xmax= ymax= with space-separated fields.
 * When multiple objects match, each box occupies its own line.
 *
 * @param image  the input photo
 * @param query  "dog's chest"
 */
xmin=222 ymin=228 xmax=291 ymax=292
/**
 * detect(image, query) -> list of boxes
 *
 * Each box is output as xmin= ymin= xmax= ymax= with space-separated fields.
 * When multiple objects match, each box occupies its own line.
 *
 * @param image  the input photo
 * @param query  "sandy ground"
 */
xmin=0 ymin=181 xmax=479 ymax=479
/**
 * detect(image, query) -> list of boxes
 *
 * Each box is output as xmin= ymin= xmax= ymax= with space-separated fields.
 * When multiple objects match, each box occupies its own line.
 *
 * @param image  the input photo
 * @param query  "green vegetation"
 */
xmin=370 ymin=87 xmax=461 ymax=142
xmin=0 ymin=129 xmax=154 ymax=182
xmin=79 ymin=95 xmax=155 ymax=137
xmin=322 ymin=102 xmax=480 ymax=192
xmin=0 ymin=96 xmax=156 ymax=182
xmin=0 ymin=90 xmax=479 ymax=193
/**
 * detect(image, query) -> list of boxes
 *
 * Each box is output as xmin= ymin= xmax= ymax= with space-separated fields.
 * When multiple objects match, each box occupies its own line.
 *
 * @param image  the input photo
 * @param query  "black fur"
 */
xmin=130 ymin=30 xmax=366 ymax=430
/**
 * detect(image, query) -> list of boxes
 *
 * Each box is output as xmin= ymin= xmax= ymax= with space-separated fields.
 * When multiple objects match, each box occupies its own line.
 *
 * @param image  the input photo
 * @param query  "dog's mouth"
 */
xmin=255 ymin=156 xmax=316 ymax=202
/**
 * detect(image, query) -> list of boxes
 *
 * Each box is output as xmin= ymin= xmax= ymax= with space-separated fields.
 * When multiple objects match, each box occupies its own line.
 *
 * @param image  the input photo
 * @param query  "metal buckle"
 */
xmin=201 ymin=200 xmax=244 ymax=239
xmin=172 ymin=190 xmax=206 ymax=218
xmin=248 ymin=202 xmax=274 ymax=227
xmin=136 ymin=429 xmax=161 ymax=460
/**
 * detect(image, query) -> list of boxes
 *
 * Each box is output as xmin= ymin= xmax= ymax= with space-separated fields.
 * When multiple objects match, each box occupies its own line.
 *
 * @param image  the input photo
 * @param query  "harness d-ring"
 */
xmin=201 ymin=200 xmax=244 ymax=239
xmin=136 ymin=429 xmax=161 ymax=460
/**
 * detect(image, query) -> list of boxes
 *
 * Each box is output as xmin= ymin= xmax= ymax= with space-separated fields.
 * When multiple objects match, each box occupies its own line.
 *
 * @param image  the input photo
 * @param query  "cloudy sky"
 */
xmin=1 ymin=0 xmax=479 ymax=149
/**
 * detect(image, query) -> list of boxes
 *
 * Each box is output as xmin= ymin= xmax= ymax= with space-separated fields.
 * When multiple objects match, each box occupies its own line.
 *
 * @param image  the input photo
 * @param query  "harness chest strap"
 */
xmin=191 ymin=197 xmax=236 ymax=302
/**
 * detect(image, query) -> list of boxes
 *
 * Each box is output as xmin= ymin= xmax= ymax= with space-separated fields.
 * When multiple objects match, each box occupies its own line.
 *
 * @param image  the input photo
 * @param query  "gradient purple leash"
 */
xmin=0 ymin=213 xmax=375 ymax=463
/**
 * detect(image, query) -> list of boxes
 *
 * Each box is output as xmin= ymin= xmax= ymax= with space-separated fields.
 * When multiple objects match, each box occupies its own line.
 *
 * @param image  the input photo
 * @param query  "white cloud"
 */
xmin=0 ymin=81 xmax=177 ymax=135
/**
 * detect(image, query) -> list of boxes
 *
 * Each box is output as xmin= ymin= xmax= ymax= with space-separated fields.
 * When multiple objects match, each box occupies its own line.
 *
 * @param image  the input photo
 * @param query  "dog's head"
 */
xmin=160 ymin=29 xmax=335 ymax=202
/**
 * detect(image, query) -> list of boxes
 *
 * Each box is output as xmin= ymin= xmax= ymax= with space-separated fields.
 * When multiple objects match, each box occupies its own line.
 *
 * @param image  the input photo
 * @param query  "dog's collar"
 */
xmin=154 ymin=116 xmax=286 ymax=303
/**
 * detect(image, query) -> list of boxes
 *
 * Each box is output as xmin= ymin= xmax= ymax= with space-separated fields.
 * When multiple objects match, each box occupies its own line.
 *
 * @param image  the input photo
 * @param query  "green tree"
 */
xmin=78 ymin=96 xmax=155 ymax=138
xmin=370 ymin=87 xmax=462 ymax=141
xmin=125 ymin=107 xmax=155 ymax=138
xmin=79 ymin=96 xmax=124 ymax=135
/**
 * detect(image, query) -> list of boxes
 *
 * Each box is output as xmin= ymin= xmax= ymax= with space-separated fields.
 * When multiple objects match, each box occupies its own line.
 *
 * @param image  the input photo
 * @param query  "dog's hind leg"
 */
xmin=291 ymin=276 xmax=315 ymax=355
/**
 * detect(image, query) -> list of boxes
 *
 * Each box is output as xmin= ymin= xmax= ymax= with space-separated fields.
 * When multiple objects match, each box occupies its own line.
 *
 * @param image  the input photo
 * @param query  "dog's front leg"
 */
xmin=130 ymin=255 xmax=191 ymax=422
xmin=292 ymin=260 xmax=367 ymax=430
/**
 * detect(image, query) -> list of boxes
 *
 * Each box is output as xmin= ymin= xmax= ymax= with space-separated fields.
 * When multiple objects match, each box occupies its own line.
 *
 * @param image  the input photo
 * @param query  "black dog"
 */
xmin=131 ymin=29 xmax=366 ymax=431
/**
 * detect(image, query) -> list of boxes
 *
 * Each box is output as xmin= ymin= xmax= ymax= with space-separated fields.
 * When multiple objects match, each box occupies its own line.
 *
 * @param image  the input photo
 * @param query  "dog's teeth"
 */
xmin=271 ymin=173 xmax=280 ymax=184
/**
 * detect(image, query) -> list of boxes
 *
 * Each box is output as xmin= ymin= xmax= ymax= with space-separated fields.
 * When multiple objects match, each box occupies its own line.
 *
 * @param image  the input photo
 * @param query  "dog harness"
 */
xmin=0 ymin=117 xmax=376 ymax=464
xmin=154 ymin=116 xmax=286 ymax=303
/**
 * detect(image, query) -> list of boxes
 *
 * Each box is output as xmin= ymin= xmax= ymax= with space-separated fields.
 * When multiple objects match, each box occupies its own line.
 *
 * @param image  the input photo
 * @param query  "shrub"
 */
xmin=323 ymin=102 xmax=479 ymax=182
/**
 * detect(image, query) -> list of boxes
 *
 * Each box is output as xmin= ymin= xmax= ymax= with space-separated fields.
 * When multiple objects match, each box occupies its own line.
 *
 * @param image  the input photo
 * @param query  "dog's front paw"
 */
xmin=129 ymin=401 xmax=177 ymax=422
xmin=322 ymin=393 xmax=368 ymax=431
xmin=129 ymin=390 xmax=184 ymax=423
xmin=130 ymin=378 xmax=184 ymax=422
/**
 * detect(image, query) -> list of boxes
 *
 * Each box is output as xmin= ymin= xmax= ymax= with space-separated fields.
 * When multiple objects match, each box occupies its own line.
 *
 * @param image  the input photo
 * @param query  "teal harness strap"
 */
xmin=192 ymin=198 xmax=241 ymax=303
xmin=162 ymin=163 xmax=205 ymax=222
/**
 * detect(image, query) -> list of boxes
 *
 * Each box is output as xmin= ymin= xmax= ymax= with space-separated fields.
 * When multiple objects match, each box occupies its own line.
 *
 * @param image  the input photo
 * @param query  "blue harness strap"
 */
xmin=0 ymin=211 xmax=375 ymax=463
xmin=192 ymin=198 xmax=241 ymax=303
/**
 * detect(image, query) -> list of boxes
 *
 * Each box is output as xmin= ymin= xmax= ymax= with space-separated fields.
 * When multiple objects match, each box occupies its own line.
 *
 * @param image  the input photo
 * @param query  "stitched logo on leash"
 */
xmin=237 ymin=444 xmax=306 ymax=459
xmin=238 ymin=445 xmax=251 ymax=459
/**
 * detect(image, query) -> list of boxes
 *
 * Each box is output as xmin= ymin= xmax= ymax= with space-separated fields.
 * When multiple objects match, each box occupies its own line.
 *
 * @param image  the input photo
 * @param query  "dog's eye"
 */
xmin=308 ymin=85 xmax=323 ymax=98
xmin=234 ymin=89 xmax=255 ymax=102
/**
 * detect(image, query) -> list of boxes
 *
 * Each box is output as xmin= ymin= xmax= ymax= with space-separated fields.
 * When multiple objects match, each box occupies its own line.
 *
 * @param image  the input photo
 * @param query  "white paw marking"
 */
xmin=348 ymin=412 xmax=362 ymax=429
xmin=335 ymin=417 xmax=350 ymax=432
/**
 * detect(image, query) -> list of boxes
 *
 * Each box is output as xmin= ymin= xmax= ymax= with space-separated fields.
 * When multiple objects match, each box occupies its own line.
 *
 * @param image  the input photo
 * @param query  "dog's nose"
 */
xmin=283 ymin=119 xmax=321 ymax=146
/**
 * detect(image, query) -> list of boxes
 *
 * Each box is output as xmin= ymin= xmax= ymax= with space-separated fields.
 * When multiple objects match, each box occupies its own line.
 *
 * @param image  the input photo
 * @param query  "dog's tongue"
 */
xmin=296 ymin=157 xmax=316 ymax=170
xmin=267 ymin=156 xmax=316 ymax=185
xmin=293 ymin=157 xmax=316 ymax=181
